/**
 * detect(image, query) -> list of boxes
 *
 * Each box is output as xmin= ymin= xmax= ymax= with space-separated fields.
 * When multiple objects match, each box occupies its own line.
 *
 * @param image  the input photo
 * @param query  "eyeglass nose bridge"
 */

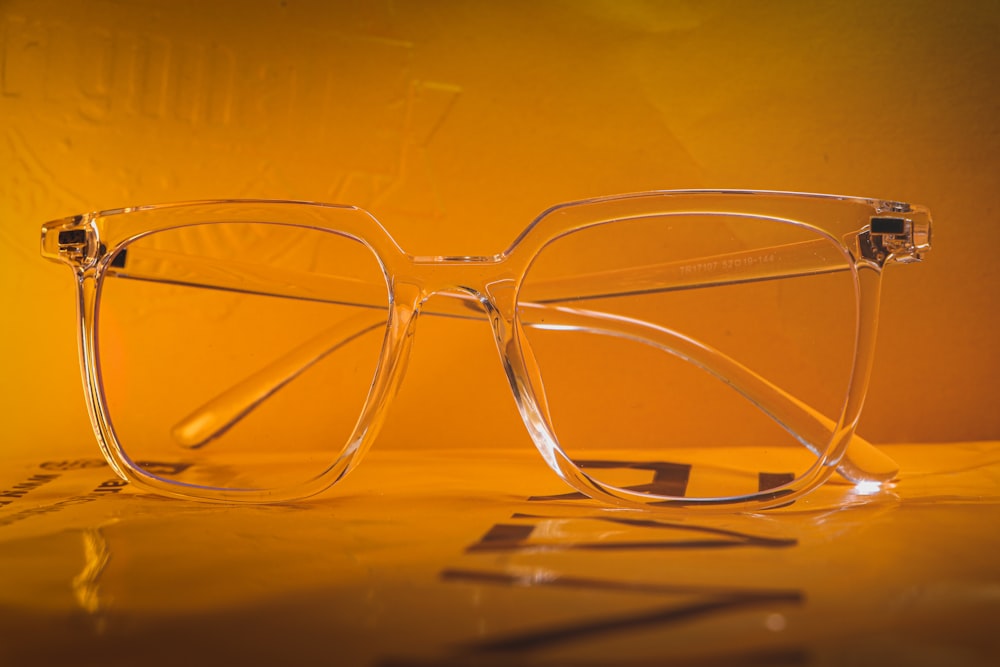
xmin=389 ymin=264 xmax=549 ymax=442
xmin=392 ymin=266 xmax=525 ymax=392
xmin=393 ymin=252 xmax=524 ymax=322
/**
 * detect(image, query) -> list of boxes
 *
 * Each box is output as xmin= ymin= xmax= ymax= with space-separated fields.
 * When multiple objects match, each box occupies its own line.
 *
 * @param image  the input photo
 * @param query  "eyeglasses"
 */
xmin=41 ymin=190 xmax=932 ymax=510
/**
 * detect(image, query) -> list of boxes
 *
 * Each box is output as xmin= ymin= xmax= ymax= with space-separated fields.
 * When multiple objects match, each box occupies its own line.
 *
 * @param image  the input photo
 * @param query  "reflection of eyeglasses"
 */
xmin=41 ymin=190 xmax=932 ymax=509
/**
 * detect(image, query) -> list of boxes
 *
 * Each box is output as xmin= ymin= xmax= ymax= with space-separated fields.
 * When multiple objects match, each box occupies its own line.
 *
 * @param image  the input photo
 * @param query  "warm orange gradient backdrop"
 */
xmin=1 ymin=0 xmax=998 ymax=462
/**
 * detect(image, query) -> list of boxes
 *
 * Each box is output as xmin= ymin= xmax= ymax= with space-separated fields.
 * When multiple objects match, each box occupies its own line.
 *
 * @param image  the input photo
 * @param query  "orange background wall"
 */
xmin=1 ymin=0 xmax=998 ymax=461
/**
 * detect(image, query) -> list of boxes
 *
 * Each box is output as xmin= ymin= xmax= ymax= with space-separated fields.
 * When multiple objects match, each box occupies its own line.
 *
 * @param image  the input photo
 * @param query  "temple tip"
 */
xmin=836 ymin=433 xmax=899 ymax=483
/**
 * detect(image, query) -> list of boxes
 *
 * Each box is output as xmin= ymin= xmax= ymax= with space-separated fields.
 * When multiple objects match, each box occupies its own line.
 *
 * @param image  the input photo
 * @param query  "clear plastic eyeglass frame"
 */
xmin=40 ymin=190 xmax=932 ymax=510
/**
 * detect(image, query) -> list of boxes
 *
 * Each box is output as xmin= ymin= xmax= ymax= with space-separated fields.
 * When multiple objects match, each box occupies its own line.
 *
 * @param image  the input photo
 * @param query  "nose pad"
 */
xmin=513 ymin=322 xmax=554 ymax=421
xmin=466 ymin=281 xmax=559 ymax=436
xmin=379 ymin=290 xmax=424 ymax=395
xmin=489 ymin=309 xmax=560 ymax=460
xmin=331 ymin=290 xmax=423 ymax=471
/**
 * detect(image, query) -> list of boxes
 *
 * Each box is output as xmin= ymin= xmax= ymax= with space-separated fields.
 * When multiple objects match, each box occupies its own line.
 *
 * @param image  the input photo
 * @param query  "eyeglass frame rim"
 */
xmin=39 ymin=189 xmax=932 ymax=510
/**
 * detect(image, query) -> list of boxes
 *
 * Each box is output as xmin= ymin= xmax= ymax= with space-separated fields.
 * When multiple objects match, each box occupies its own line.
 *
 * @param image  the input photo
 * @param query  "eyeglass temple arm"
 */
xmin=170 ymin=313 xmax=389 ymax=449
xmin=99 ymin=222 xmax=913 ymax=314
xmin=520 ymin=305 xmax=898 ymax=484
xmin=522 ymin=238 xmax=852 ymax=304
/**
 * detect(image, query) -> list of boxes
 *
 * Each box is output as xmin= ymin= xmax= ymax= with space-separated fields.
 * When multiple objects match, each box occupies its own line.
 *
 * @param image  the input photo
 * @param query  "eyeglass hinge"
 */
xmin=40 ymin=215 xmax=102 ymax=269
xmin=854 ymin=215 xmax=931 ymax=266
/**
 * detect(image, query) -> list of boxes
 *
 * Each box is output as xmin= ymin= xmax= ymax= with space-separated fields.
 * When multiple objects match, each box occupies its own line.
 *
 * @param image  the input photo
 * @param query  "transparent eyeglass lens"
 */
xmin=97 ymin=222 xmax=389 ymax=492
xmin=517 ymin=214 xmax=858 ymax=502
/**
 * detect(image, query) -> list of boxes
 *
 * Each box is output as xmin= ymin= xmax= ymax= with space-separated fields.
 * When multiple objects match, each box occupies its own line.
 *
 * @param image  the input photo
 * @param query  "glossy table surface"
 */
xmin=1 ymin=443 xmax=998 ymax=666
